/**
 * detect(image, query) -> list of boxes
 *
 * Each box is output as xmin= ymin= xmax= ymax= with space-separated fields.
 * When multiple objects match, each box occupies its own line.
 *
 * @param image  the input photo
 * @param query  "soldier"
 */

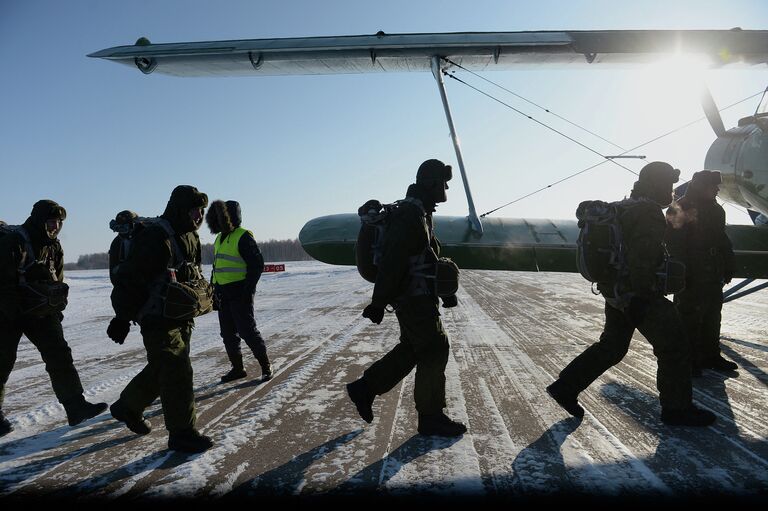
xmin=0 ymin=200 xmax=107 ymax=437
xmin=105 ymin=210 xmax=140 ymax=344
xmin=205 ymin=200 xmax=272 ymax=383
xmin=107 ymin=185 xmax=214 ymax=453
xmin=346 ymin=159 xmax=466 ymax=437
xmin=666 ymin=170 xmax=737 ymax=376
xmin=108 ymin=210 xmax=140 ymax=280
xmin=546 ymin=162 xmax=716 ymax=427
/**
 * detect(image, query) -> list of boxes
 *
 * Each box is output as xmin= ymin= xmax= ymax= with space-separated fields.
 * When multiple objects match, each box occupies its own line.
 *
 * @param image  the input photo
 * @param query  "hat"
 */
xmin=638 ymin=161 xmax=680 ymax=186
xmin=30 ymin=200 xmax=67 ymax=223
xmin=417 ymin=159 xmax=453 ymax=183
xmin=690 ymin=170 xmax=722 ymax=187
xmin=114 ymin=210 xmax=138 ymax=225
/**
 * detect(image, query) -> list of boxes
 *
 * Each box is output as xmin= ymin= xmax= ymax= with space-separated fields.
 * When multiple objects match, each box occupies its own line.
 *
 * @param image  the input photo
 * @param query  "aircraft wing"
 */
xmin=88 ymin=30 xmax=768 ymax=77
xmin=300 ymin=214 xmax=768 ymax=278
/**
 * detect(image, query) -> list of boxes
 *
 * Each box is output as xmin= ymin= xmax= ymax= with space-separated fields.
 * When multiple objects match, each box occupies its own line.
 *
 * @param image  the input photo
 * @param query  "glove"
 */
xmin=627 ymin=296 xmax=650 ymax=325
xmin=442 ymin=295 xmax=458 ymax=308
xmin=107 ymin=318 xmax=130 ymax=344
xmin=362 ymin=304 xmax=385 ymax=324
xmin=242 ymin=281 xmax=257 ymax=302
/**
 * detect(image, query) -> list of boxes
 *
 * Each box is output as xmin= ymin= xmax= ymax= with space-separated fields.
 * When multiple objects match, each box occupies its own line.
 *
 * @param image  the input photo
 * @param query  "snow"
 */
xmin=0 ymin=261 xmax=766 ymax=499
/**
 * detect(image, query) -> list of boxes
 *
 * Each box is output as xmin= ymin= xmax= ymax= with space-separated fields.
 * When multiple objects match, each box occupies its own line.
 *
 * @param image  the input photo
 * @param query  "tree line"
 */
xmin=64 ymin=238 xmax=314 ymax=270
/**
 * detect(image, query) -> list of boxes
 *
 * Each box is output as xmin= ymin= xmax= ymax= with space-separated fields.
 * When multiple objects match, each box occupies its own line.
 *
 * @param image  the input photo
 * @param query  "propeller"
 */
xmin=700 ymin=84 xmax=727 ymax=137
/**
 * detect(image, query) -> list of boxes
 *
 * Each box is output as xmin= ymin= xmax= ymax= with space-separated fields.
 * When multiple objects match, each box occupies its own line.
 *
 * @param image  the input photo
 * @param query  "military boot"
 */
xmin=0 ymin=409 xmax=12 ymax=437
xmin=661 ymin=405 xmax=716 ymax=427
xmin=110 ymin=400 xmax=151 ymax=435
xmin=346 ymin=377 xmax=375 ymax=423
xmin=417 ymin=412 xmax=467 ymax=437
xmin=63 ymin=396 xmax=108 ymax=426
xmin=546 ymin=380 xmax=584 ymax=419
xmin=221 ymin=349 xmax=247 ymax=383
xmin=168 ymin=428 xmax=214 ymax=453
xmin=702 ymin=354 xmax=738 ymax=373
xmin=257 ymin=355 xmax=273 ymax=381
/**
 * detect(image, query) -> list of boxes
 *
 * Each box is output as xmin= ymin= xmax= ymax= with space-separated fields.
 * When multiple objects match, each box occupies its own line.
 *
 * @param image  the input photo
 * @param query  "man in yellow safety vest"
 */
xmin=206 ymin=200 xmax=272 ymax=383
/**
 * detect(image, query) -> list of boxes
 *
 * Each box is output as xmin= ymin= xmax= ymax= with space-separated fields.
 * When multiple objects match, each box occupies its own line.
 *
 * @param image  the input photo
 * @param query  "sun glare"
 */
xmin=627 ymin=54 xmax=713 ymax=124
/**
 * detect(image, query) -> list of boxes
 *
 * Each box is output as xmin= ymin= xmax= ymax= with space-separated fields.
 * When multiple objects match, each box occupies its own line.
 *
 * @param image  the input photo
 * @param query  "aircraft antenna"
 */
xmin=754 ymin=86 xmax=768 ymax=116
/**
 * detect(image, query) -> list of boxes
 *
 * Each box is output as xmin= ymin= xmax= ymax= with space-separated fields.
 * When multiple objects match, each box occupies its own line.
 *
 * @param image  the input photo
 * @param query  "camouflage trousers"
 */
xmin=558 ymin=297 xmax=693 ymax=411
xmin=119 ymin=320 xmax=196 ymax=432
xmin=0 ymin=314 xmax=84 ymax=408
xmin=364 ymin=300 xmax=449 ymax=415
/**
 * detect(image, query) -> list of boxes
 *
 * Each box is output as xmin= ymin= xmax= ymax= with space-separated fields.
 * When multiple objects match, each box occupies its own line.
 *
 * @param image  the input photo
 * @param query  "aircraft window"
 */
xmin=740 ymin=131 xmax=768 ymax=175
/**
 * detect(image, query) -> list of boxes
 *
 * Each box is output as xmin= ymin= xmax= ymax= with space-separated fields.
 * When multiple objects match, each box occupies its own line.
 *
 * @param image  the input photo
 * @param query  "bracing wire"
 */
xmin=443 ymin=57 xmax=627 ymax=151
xmin=476 ymin=88 xmax=766 ymax=217
xmin=442 ymin=70 xmax=640 ymax=179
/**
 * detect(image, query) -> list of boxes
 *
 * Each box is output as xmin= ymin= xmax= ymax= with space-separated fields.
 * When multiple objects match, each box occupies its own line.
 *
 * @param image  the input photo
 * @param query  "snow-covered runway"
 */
xmin=1 ymin=261 xmax=766 ymax=500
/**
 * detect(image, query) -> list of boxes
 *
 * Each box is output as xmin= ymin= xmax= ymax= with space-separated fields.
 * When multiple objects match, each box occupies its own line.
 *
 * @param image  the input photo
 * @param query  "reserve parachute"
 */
xmin=109 ymin=217 xmax=213 ymax=321
xmin=0 ymin=223 xmax=69 ymax=316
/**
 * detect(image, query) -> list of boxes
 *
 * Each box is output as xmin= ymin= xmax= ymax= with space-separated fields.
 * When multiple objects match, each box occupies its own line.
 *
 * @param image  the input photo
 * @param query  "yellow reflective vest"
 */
xmin=212 ymin=227 xmax=252 ymax=285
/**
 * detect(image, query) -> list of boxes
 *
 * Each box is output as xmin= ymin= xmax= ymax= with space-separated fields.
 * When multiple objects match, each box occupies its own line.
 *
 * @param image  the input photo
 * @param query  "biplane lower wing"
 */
xmin=299 ymin=214 xmax=768 ymax=279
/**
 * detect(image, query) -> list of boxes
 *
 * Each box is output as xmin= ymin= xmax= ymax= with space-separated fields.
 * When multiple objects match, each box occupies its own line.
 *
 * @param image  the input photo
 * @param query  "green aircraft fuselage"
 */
xmin=299 ymin=213 xmax=768 ymax=279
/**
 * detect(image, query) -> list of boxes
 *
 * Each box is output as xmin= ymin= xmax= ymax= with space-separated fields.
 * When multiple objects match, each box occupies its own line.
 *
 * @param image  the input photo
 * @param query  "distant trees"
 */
xmin=64 ymin=238 xmax=313 ymax=271
xmin=63 ymin=252 xmax=109 ymax=271
xmin=201 ymin=238 xmax=313 ymax=265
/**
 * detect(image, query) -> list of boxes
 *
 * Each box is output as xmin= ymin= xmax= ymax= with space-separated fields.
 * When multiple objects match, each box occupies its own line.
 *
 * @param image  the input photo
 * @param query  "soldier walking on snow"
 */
xmin=666 ymin=170 xmax=738 ymax=376
xmin=0 ymin=200 xmax=107 ymax=437
xmin=346 ymin=159 xmax=466 ymax=437
xmin=546 ymin=162 xmax=716 ymax=427
xmin=107 ymin=185 xmax=215 ymax=453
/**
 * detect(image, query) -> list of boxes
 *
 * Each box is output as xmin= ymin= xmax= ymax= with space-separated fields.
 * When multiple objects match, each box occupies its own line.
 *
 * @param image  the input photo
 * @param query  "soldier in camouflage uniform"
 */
xmin=346 ymin=159 xmax=466 ymax=437
xmin=107 ymin=185 xmax=214 ymax=453
xmin=0 ymin=200 xmax=107 ymax=437
xmin=666 ymin=170 xmax=737 ymax=376
xmin=547 ymin=162 xmax=716 ymax=427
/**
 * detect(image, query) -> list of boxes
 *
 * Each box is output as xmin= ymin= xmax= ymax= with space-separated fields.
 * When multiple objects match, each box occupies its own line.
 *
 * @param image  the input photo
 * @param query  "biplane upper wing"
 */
xmin=88 ymin=30 xmax=768 ymax=76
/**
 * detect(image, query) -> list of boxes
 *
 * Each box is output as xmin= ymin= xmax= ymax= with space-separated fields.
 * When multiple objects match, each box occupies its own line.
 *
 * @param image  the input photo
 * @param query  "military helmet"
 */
xmin=115 ymin=210 xmax=138 ymax=225
xmin=417 ymin=159 xmax=452 ymax=183
xmin=637 ymin=161 xmax=680 ymax=186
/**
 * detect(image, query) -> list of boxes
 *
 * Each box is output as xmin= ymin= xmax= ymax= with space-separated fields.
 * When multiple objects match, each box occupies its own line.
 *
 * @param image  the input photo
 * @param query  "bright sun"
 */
xmin=632 ymin=54 xmax=713 ymax=119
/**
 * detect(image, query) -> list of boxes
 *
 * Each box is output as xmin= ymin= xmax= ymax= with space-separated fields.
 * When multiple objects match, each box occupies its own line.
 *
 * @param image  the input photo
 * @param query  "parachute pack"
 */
xmin=110 ymin=217 xmax=213 ymax=321
xmin=575 ymin=200 xmax=628 ymax=285
xmin=0 ymin=223 xmax=69 ymax=316
xmin=575 ymin=199 xmax=685 ymax=302
xmin=355 ymin=199 xmax=459 ymax=298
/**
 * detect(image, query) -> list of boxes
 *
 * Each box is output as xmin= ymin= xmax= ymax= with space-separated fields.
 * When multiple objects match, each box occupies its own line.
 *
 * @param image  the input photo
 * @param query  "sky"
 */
xmin=1 ymin=0 xmax=767 ymax=262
